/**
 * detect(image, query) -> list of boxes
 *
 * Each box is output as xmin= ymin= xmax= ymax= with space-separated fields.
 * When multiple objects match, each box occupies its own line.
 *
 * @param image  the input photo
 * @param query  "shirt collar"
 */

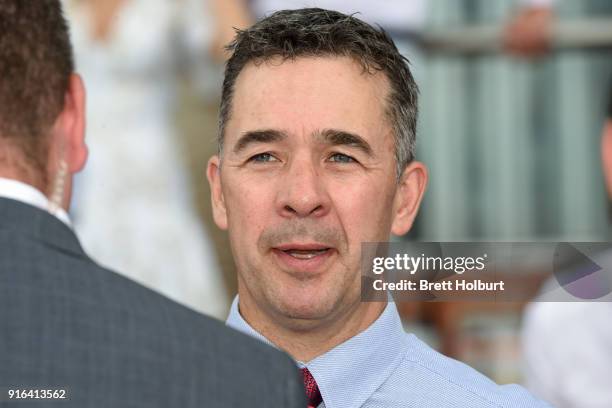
xmin=226 ymin=296 xmax=277 ymax=348
xmin=226 ymin=295 xmax=408 ymax=408
xmin=0 ymin=177 xmax=71 ymax=227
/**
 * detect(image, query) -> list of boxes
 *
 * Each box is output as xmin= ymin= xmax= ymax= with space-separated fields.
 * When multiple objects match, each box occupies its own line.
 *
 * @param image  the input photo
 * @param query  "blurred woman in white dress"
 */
xmin=65 ymin=0 xmax=242 ymax=318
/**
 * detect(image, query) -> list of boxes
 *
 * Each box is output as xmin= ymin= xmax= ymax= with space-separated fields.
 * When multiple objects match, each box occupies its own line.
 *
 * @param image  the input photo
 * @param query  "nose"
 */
xmin=276 ymin=156 xmax=331 ymax=219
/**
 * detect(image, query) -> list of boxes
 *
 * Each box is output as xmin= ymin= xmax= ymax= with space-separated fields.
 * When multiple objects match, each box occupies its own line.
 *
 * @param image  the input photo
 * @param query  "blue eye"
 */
xmin=329 ymin=153 xmax=355 ymax=163
xmin=249 ymin=153 xmax=277 ymax=162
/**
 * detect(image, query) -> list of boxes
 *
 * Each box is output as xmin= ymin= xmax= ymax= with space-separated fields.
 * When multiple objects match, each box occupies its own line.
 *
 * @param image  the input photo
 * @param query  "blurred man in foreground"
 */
xmin=208 ymin=8 xmax=551 ymax=407
xmin=0 ymin=1 xmax=305 ymax=406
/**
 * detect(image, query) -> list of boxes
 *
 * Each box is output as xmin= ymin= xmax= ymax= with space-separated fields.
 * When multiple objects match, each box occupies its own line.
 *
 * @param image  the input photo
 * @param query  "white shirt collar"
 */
xmin=0 ymin=177 xmax=72 ymax=227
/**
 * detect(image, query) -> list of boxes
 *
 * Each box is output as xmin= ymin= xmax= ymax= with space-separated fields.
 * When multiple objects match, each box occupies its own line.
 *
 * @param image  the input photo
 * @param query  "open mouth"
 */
xmin=272 ymin=244 xmax=334 ymax=269
xmin=281 ymin=248 xmax=331 ymax=259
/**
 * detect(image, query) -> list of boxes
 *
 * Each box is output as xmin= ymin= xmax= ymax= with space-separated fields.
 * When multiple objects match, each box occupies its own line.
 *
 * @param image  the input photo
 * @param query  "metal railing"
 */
xmin=419 ymin=17 xmax=612 ymax=55
xmin=414 ymin=16 xmax=612 ymax=241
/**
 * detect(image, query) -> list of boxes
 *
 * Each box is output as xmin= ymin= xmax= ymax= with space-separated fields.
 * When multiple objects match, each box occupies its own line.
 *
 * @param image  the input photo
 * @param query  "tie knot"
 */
xmin=301 ymin=367 xmax=323 ymax=408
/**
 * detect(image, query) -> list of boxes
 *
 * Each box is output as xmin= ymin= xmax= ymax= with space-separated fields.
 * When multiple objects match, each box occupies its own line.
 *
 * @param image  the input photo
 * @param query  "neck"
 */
xmin=0 ymin=166 xmax=69 ymax=214
xmin=0 ymin=145 xmax=49 ymax=195
xmin=238 ymin=291 xmax=386 ymax=362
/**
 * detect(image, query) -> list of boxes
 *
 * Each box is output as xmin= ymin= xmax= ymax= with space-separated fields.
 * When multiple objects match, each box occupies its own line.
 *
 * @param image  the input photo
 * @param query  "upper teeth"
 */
xmin=285 ymin=249 xmax=327 ymax=259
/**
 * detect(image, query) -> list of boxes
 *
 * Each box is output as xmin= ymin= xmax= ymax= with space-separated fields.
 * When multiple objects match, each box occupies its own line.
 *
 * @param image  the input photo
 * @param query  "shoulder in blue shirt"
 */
xmin=226 ymin=296 xmax=552 ymax=408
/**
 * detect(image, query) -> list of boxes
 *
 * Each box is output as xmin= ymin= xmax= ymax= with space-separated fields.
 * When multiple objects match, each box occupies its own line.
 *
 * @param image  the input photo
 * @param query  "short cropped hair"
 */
xmin=219 ymin=8 xmax=419 ymax=178
xmin=0 ymin=0 xmax=74 ymax=178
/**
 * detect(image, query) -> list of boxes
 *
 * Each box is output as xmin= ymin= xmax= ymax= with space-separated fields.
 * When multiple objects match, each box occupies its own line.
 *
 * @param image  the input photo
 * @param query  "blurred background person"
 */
xmin=64 ymin=0 xmax=250 ymax=318
xmin=521 ymin=82 xmax=612 ymax=408
xmin=504 ymin=0 xmax=556 ymax=57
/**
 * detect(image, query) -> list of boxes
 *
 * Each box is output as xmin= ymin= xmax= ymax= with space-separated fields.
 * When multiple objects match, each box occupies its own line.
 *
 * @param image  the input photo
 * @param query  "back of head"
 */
xmin=0 ymin=0 xmax=74 ymax=190
xmin=219 ymin=8 xmax=419 ymax=179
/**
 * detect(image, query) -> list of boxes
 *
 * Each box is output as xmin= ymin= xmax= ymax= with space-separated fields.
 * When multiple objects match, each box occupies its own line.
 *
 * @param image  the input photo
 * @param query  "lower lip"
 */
xmin=271 ymin=248 xmax=335 ymax=274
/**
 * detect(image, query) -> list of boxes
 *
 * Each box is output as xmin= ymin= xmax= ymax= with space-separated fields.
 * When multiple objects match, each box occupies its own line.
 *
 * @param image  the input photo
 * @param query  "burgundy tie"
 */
xmin=301 ymin=367 xmax=323 ymax=408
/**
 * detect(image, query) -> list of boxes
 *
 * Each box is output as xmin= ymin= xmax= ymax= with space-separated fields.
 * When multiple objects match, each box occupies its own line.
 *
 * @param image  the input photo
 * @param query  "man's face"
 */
xmin=209 ymin=57 xmax=425 ymax=327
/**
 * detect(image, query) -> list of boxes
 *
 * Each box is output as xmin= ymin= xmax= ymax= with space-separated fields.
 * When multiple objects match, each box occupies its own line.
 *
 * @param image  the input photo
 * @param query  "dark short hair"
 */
xmin=0 ymin=0 xmax=74 ymax=179
xmin=219 ymin=8 xmax=419 ymax=178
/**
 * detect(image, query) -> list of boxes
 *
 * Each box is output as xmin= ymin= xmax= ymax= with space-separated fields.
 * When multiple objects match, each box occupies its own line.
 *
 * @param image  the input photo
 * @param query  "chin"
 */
xmin=272 ymin=289 xmax=338 ymax=322
xmin=262 ymin=266 xmax=359 ymax=322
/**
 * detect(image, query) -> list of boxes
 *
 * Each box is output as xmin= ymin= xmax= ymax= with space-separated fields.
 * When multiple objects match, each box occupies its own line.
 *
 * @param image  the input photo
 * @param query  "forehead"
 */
xmin=226 ymin=56 xmax=392 ymax=144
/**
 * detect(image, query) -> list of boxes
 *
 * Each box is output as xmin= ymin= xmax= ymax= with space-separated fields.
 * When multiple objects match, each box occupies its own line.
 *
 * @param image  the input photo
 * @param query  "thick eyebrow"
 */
xmin=317 ymin=128 xmax=374 ymax=157
xmin=232 ymin=129 xmax=288 ymax=154
xmin=231 ymin=128 xmax=374 ymax=157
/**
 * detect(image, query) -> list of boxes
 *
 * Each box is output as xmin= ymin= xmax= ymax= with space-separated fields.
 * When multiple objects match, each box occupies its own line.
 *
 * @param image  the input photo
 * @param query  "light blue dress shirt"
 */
xmin=226 ymin=296 xmax=552 ymax=408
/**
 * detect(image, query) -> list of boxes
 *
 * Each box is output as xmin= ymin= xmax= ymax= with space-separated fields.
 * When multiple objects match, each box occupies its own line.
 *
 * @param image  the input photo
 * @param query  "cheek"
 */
xmin=330 ymin=177 xmax=396 ymax=243
xmin=223 ymin=174 xmax=275 ymax=247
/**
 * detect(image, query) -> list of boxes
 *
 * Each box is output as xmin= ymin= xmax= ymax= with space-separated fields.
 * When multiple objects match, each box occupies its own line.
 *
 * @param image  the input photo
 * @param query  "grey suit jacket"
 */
xmin=0 ymin=197 xmax=306 ymax=408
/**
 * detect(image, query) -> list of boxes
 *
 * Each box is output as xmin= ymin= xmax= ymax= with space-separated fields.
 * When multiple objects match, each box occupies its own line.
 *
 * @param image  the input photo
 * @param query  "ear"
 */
xmin=53 ymin=73 xmax=87 ymax=174
xmin=391 ymin=161 xmax=428 ymax=236
xmin=207 ymin=155 xmax=228 ymax=230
